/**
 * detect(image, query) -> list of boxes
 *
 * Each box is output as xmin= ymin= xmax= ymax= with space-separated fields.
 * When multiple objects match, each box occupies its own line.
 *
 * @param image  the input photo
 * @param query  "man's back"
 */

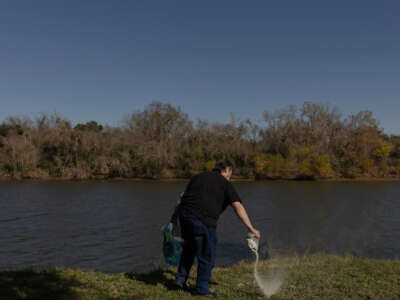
xmin=180 ymin=171 xmax=241 ymax=228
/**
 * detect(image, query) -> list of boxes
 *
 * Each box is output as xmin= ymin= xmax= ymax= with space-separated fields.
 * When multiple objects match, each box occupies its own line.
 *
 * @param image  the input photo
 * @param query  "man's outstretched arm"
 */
xmin=231 ymin=201 xmax=260 ymax=239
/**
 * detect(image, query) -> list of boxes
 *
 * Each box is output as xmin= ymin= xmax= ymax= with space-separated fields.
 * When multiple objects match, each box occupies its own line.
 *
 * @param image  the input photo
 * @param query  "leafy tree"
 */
xmin=74 ymin=121 xmax=103 ymax=132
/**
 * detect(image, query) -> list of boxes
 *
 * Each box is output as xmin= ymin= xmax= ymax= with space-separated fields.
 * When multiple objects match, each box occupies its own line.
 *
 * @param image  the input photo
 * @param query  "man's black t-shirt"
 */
xmin=179 ymin=171 xmax=242 ymax=228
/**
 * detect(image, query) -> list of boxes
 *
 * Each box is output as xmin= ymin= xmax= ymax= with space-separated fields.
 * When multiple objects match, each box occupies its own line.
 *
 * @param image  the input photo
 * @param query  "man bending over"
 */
xmin=171 ymin=160 xmax=260 ymax=297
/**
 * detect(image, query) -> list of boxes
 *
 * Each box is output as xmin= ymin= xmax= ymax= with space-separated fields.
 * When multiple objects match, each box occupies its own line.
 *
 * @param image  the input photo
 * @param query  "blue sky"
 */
xmin=1 ymin=0 xmax=399 ymax=133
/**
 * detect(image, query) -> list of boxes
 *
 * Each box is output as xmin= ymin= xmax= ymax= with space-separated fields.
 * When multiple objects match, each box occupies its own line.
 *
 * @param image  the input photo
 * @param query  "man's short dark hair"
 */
xmin=212 ymin=160 xmax=233 ymax=173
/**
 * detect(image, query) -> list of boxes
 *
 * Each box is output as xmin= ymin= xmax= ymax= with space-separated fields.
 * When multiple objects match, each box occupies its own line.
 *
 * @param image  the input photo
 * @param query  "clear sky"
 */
xmin=1 ymin=0 xmax=399 ymax=134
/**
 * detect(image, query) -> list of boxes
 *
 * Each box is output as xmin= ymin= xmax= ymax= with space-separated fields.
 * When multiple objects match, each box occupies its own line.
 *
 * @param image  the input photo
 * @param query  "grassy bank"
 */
xmin=1 ymin=254 xmax=399 ymax=299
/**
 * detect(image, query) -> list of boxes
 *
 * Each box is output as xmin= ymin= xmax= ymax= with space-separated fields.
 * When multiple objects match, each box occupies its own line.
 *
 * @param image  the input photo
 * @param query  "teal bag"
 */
xmin=162 ymin=222 xmax=184 ymax=267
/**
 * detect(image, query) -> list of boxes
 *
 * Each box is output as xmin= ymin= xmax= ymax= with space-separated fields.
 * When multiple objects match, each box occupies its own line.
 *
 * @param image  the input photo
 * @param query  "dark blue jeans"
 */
xmin=175 ymin=207 xmax=217 ymax=295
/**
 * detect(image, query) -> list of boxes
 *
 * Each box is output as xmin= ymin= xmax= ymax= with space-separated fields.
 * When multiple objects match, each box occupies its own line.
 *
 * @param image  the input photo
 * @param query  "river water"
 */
xmin=1 ymin=180 xmax=399 ymax=273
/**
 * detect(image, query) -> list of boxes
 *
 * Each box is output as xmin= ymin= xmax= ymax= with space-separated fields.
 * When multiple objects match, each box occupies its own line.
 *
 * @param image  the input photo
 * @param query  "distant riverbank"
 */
xmin=1 ymin=254 xmax=399 ymax=299
xmin=1 ymin=173 xmax=400 ymax=182
xmin=1 ymin=102 xmax=400 ymax=186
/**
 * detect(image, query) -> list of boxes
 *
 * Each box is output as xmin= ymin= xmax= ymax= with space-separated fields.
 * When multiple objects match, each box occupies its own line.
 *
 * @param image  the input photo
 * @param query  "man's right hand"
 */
xmin=232 ymin=202 xmax=261 ymax=239
xmin=251 ymin=228 xmax=261 ymax=239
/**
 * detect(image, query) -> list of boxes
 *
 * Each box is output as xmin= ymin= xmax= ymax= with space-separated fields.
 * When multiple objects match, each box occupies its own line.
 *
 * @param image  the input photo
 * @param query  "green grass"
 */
xmin=1 ymin=254 xmax=399 ymax=299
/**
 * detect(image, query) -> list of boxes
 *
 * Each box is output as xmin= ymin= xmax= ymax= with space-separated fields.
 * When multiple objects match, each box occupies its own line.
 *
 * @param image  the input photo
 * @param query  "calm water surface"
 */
xmin=1 ymin=180 xmax=399 ymax=273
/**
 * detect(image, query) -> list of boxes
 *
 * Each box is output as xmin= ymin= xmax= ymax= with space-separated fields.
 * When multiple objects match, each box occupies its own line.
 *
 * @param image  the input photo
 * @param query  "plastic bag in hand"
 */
xmin=162 ymin=222 xmax=184 ymax=267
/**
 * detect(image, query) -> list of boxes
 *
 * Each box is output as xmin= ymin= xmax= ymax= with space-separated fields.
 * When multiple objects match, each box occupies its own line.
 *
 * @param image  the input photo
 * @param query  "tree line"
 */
xmin=1 ymin=101 xmax=399 ymax=180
